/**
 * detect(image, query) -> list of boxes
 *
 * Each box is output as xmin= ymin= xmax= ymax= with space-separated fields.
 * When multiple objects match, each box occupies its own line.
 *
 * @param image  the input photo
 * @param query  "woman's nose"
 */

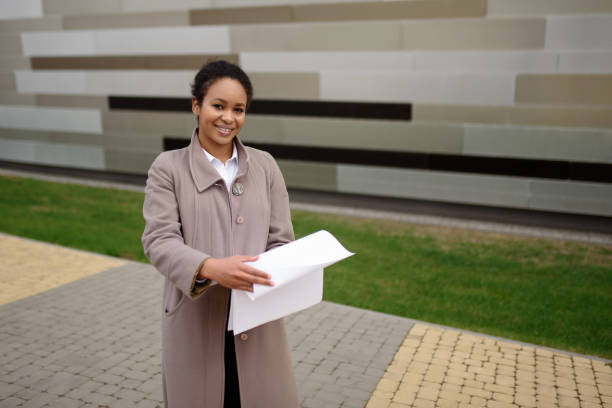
xmin=220 ymin=109 xmax=232 ymax=122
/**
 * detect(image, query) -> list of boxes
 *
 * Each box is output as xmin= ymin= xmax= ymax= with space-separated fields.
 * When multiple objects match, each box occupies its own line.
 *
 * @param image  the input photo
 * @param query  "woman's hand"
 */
xmin=198 ymin=255 xmax=274 ymax=292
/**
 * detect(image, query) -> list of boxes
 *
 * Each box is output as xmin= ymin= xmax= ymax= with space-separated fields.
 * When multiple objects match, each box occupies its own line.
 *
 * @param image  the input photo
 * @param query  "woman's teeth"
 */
xmin=216 ymin=126 xmax=232 ymax=136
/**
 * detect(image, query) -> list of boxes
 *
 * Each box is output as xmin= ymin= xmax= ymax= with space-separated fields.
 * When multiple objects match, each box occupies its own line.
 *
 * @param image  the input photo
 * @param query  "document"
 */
xmin=228 ymin=230 xmax=354 ymax=334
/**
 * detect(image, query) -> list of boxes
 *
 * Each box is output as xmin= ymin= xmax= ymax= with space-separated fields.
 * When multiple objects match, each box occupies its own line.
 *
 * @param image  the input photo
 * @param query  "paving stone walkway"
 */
xmin=0 ymin=234 xmax=610 ymax=408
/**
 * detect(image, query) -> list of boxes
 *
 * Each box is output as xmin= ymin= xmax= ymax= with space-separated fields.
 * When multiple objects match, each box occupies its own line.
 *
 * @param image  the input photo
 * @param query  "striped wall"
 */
xmin=1 ymin=1 xmax=611 ymax=217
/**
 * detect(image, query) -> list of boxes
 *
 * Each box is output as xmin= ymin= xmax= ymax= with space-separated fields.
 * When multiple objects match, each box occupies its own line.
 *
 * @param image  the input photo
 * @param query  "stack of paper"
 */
xmin=228 ymin=230 xmax=354 ymax=334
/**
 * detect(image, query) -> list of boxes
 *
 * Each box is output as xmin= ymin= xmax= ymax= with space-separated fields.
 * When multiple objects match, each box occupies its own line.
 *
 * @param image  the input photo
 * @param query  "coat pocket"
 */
xmin=164 ymin=286 xmax=186 ymax=317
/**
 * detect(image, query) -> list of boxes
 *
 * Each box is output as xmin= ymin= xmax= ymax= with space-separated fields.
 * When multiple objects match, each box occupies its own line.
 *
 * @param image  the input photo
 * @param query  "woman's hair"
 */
xmin=191 ymin=60 xmax=253 ymax=109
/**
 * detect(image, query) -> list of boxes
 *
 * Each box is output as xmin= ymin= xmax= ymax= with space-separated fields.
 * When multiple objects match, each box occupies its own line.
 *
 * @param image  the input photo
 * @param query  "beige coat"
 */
xmin=142 ymin=130 xmax=298 ymax=408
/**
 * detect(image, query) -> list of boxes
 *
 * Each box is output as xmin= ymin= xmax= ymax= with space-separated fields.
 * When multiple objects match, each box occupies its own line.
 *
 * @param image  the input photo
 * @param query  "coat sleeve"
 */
xmin=266 ymin=154 xmax=295 ymax=251
xmin=142 ymin=153 xmax=211 ymax=299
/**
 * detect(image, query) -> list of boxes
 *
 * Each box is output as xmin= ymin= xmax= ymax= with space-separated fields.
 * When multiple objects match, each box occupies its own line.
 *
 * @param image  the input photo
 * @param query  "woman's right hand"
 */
xmin=198 ymin=255 xmax=274 ymax=292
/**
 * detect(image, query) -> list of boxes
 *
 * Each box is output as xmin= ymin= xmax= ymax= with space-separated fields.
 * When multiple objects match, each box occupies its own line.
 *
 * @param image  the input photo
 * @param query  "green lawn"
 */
xmin=1 ymin=174 xmax=611 ymax=358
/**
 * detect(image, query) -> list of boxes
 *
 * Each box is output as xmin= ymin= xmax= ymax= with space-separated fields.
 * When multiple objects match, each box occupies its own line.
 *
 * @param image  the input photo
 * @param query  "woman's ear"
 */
xmin=191 ymin=96 xmax=200 ymax=115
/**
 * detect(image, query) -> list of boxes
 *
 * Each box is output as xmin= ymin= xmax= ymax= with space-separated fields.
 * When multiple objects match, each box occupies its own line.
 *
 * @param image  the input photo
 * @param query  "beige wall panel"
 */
xmin=63 ymin=11 xmax=189 ymax=30
xmin=0 ymin=92 xmax=36 ymax=105
xmin=337 ymin=165 xmax=532 ymax=209
xmin=401 ymin=18 xmax=545 ymax=50
xmin=529 ymin=180 xmax=612 ymax=217
xmin=294 ymin=0 xmax=485 ymax=22
xmin=102 ymin=111 xmax=194 ymax=136
xmin=104 ymin=148 xmax=157 ymax=174
xmin=487 ymin=0 xmax=612 ymax=16
xmin=230 ymin=21 xmax=402 ymax=52
xmin=463 ymin=124 xmax=612 ymax=163
xmin=0 ymin=73 xmax=16 ymax=92
xmin=0 ymin=16 xmax=61 ymax=32
xmin=0 ymin=0 xmax=42 ymax=21
xmin=242 ymin=116 xmax=464 ymax=154
xmin=559 ymin=52 xmax=612 ymax=74
xmin=515 ymin=74 xmax=612 ymax=105
xmin=277 ymin=159 xmax=337 ymax=191
xmin=190 ymin=6 xmax=293 ymax=25
xmin=42 ymin=0 xmax=122 ymax=16
xmin=31 ymin=55 xmax=238 ymax=70
xmin=35 ymin=94 xmax=108 ymax=110
xmin=0 ymin=34 xmax=22 ymax=56
xmin=0 ymin=56 xmax=30 ymax=70
xmin=249 ymin=72 xmax=319 ymax=99
xmin=413 ymin=104 xmax=612 ymax=128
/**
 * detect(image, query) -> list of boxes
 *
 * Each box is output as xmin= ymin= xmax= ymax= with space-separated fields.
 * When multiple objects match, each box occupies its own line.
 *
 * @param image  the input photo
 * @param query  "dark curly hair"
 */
xmin=190 ymin=60 xmax=253 ymax=109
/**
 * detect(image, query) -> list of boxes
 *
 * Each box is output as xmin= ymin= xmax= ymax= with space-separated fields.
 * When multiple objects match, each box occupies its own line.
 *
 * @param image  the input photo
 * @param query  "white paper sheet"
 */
xmin=228 ymin=230 xmax=354 ymax=334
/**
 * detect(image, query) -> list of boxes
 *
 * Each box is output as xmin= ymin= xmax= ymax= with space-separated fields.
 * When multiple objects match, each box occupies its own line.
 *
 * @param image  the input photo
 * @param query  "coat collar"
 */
xmin=188 ymin=128 xmax=250 ymax=193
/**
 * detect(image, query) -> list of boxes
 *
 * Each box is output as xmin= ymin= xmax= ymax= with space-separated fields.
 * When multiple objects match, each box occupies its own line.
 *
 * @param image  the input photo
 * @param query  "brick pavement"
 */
xmin=1 ymin=234 xmax=610 ymax=408
xmin=367 ymin=324 xmax=612 ymax=408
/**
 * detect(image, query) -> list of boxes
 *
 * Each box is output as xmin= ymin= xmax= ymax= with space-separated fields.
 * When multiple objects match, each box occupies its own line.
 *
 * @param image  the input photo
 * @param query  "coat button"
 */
xmin=236 ymin=216 xmax=244 ymax=224
xmin=240 ymin=333 xmax=248 ymax=341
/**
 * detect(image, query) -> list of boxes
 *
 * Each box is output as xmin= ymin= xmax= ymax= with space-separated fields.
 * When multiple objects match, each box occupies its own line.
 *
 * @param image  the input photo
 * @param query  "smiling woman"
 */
xmin=141 ymin=61 xmax=298 ymax=407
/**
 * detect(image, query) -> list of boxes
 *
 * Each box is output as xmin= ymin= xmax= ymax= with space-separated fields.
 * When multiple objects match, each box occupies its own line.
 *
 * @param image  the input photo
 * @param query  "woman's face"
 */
xmin=192 ymin=77 xmax=247 ymax=158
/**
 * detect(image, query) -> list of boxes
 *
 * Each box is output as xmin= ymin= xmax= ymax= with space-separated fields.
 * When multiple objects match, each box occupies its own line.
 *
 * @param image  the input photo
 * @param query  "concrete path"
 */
xmin=0 ymin=233 xmax=610 ymax=408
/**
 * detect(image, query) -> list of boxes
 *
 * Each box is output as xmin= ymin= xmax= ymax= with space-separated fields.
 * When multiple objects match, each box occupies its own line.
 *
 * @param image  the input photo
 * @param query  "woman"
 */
xmin=142 ymin=61 xmax=299 ymax=407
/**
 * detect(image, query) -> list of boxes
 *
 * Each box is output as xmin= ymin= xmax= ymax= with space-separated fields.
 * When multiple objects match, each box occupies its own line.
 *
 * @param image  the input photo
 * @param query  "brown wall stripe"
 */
xmin=108 ymin=96 xmax=413 ymax=121
xmin=30 ymin=55 xmax=239 ymax=70
xmin=163 ymin=138 xmax=612 ymax=184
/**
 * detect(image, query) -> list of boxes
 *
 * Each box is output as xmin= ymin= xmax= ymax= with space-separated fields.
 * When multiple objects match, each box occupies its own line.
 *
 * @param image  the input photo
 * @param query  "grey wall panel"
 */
xmin=35 ymin=94 xmax=109 ymax=109
xmin=0 ymin=137 xmax=105 ymax=170
xmin=104 ymin=148 xmax=158 ymax=174
xmin=463 ymin=124 xmax=612 ymax=163
xmin=0 ymin=56 xmax=30 ymax=70
xmin=0 ymin=0 xmax=42 ymax=21
xmin=277 ymin=159 xmax=337 ymax=191
xmin=337 ymin=165 xmax=532 ymax=209
xmin=0 ymin=34 xmax=23 ymax=56
xmin=0 ymin=105 xmax=102 ymax=134
xmin=413 ymin=104 xmax=612 ymax=129
xmin=529 ymin=180 xmax=612 ymax=217
xmin=242 ymin=116 xmax=464 ymax=154
xmin=249 ymin=72 xmax=319 ymax=99
xmin=545 ymin=15 xmax=612 ymax=50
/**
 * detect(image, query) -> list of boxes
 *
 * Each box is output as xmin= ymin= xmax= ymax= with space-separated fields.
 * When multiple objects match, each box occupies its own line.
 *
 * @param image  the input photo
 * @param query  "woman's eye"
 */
xmin=213 ymin=104 xmax=223 ymax=110
xmin=234 ymin=108 xmax=244 ymax=114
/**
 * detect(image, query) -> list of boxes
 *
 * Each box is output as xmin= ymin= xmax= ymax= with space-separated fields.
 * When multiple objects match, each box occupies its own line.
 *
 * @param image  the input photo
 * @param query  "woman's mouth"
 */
xmin=215 ymin=126 xmax=233 ymax=136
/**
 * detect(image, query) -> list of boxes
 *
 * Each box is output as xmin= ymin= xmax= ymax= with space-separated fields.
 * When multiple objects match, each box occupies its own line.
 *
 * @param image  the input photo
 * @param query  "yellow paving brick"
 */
xmin=493 ymin=392 xmax=514 ymax=403
xmin=470 ymin=396 xmax=487 ymax=406
xmin=557 ymin=395 xmax=580 ymax=407
xmin=442 ymin=383 xmax=462 ymax=393
xmin=401 ymin=372 xmax=423 ymax=385
xmin=464 ymin=379 xmax=484 ymax=390
xmin=366 ymin=396 xmax=391 ymax=408
xmin=581 ymin=402 xmax=604 ymax=408
xmin=389 ymin=403 xmax=411 ymax=408
xmin=495 ymin=375 xmax=515 ymax=387
xmin=437 ymin=398 xmax=459 ymax=408
xmin=412 ymin=398 xmax=435 ymax=408
xmin=397 ymin=382 xmax=419 ymax=394
xmin=407 ymin=361 xmax=429 ymax=374
xmin=486 ymin=399 xmax=518 ymax=408
xmin=515 ymin=385 xmax=535 ymax=396
xmin=0 ymin=233 xmax=125 ymax=305
xmin=438 ymin=390 xmax=470 ymax=403
xmin=515 ymin=394 xmax=537 ymax=407
xmin=372 ymin=389 xmax=395 ymax=399
xmin=445 ymin=376 xmax=465 ymax=386
xmin=578 ymin=384 xmax=600 ymax=397
xmin=485 ymin=383 xmax=514 ymax=395
xmin=423 ymin=372 xmax=444 ymax=383
xmin=599 ymin=384 xmax=612 ymax=397
xmin=464 ymin=386 xmax=492 ymax=399
xmin=377 ymin=378 xmax=400 ymax=393
xmin=476 ymin=373 xmax=496 ymax=383
xmin=417 ymin=386 xmax=439 ymax=401
xmin=410 ymin=324 xmax=428 ymax=336
xmin=392 ymin=390 xmax=416 ymax=405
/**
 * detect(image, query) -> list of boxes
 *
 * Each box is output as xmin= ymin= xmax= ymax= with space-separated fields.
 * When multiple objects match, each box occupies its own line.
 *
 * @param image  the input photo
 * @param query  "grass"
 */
xmin=1 ymin=174 xmax=611 ymax=358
